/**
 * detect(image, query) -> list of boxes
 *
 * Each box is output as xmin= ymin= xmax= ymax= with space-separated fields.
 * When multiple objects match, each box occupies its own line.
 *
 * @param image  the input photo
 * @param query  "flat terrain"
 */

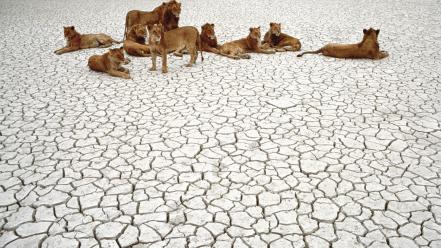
xmin=0 ymin=0 xmax=440 ymax=247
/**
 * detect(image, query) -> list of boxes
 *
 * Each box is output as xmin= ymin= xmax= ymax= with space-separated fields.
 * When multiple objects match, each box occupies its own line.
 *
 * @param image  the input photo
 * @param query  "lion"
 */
xmin=124 ymin=0 xmax=181 ymax=39
xmin=200 ymin=23 xmax=220 ymax=53
xmin=54 ymin=26 xmax=121 ymax=55
xmin=161 ymin=0 xmax=180 ymax=31
xmin=198 ymin=23 xmax=242 ymax=60
xmin=262 ymin=22 xmax=301 ymax=52
xmin=173 ymin=22 xmax=218 ymax=57
xmin=123 ymin=24 xmax=151 ymax=56
xmin=297 ymin=28 xmax=389 ymax=59
xmin=218 ymin=27 xmax=275 ymax=59
xmin=148 ymin=24 xmax=203 ymax=73
xmin=88 ymin=47 xmax=131 ymax=79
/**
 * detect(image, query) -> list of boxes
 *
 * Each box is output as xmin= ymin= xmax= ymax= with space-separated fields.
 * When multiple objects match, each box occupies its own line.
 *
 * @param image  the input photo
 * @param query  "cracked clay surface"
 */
xmin=0 ymin=0 xmax=441 ymax=247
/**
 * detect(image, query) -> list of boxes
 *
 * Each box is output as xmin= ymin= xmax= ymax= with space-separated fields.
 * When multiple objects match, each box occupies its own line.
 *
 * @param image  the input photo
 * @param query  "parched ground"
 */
xmin=1 ymin=0 xmax=441 ymax=247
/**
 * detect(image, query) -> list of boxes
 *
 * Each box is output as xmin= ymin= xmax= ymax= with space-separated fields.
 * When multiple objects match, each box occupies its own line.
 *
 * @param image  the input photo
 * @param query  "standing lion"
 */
xmin=123 ymin=0 xmax=181 ymax=39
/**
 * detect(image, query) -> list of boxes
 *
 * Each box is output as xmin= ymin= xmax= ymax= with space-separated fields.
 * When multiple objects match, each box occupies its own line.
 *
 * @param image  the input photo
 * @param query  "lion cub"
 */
xmin=219 ymin=27 xmax=275 ymax=59
xmin=54 ymin=26 xmax=120 ymax=55
xmin=124 ymin=24 xmax=151 ymax=56
xmin=297 ymin=28 xmax=389 ymax=59
xmin=262 ymin=23 xmax=301 ymax=52
xmin=88 ymin=47 xmax=131 ymax=79
xmin=148 ymin=23 xmax=203 ymax=73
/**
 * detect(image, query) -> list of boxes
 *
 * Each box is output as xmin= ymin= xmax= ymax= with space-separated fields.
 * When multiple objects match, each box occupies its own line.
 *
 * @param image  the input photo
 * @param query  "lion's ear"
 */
xmin=376 ymin=29 xmax=380 ymax=35
xmin=363 ymin=29 xmax=367 ymax=34
xmin=211 ymin=23 xmax=214 ymax=27
xmin=270 ymin=22 xmax=274 ymax=26
xmin=249 ymin=28 xmax=253 ymax=32
xmin=258 ymin=26 xmax=261 ymax=30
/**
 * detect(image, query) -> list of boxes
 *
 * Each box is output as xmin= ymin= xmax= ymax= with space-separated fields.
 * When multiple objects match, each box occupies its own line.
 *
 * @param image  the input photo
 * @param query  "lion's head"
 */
xmin=109 ymin=47 xmax=126 ymax=63
xmin=131 ymin=24 xmax=147 ymax=38
xmin=63 ymin=26 xmax=78 ymax=39
xmin=361 ymin=28 xmax=380 ymax=49
xmin=148 ymin=24 xmax=163 ymax=45
xmin=201 ymin=23 xmax=216 ymax=40
xmin=249 ymin=27 xmax=261 ymax=41
xmin=166 ymin=0 xmax=181 ymax=18
xmin=362 ymin=28 xmax=380 ymax=40
xmin=269 ymin=23 xmax=281 ymax=36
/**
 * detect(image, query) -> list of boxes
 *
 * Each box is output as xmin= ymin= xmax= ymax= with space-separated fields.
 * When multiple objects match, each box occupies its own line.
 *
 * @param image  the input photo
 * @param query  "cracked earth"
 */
xmin=1 ymin=0 xmax=441 ymax=247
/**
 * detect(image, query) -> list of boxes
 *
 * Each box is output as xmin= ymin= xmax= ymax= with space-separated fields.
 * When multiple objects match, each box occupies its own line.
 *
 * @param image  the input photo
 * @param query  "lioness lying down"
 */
xmin=297 ymin=28 xmax=389 ymax=59
xmin=219 ymin=27 xmax=275 ymax=59
xmin=148 ymin=24 xmax=203 ymax=73
xmin=198 ymin=23 xmax=245 ymax=60
xmin=124 ymin=24 xmax=151 ymax=57
xmin=54 ymin=26 xmax=120 ymax=55
xmin=88 ymin=47 xmax=131 ymax=79
xmin=262 ymin=23 xmax=301 ymax=52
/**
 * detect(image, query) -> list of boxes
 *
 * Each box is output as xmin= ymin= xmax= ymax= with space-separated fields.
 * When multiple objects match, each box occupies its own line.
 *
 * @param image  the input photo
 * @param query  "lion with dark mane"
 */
xmin=200 ymin=23 xmax=220 ymax=53
xmin=262 ymin=23 xmax=301 ymax=52
xmin=124 ymin=0 xmax=181 ymax=39
xmin=123 ymin=24 xmax=151 ymax=56
xmin=161 ymin=0 xmax=180 ymax=31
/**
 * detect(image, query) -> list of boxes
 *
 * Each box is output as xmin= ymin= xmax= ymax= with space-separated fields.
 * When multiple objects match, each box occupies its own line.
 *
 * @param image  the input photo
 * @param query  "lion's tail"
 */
xmin=112 ymin=37 xmax=123 ymax=44
xmin=297 ymin=48 xmax=322 ymax=57
xmin=123 ymin=12 xmax=129 ymax=40
xmin=197 ymin=34 xmax=204 ymax=62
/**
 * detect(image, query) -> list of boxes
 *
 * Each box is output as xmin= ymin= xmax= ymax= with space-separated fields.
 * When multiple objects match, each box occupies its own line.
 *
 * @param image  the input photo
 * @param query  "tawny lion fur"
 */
xmin=262 ymin=22 xmax=301 ymax=52
xmin=124 ymin=0 xmax=181 ymax=39
xmin=124 ymin=24 xmax=151 ymax=56
xmin=148 ymin=24 xmax=203 ymax=73
xmin=54 ymin=26 xmax=120 ymax=55
xmin=200 ymin=23 xmax=220 ymax=53
xmin=219 ymin=27 xmax=275 ymax=59
xmin=88 ymin=47 xmax=131 ymax=79
xmin=297 ymin=28 xmax=389 ymax=59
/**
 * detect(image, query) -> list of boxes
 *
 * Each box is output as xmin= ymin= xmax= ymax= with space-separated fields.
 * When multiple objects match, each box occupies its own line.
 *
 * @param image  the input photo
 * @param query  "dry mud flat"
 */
xmin=0 ymin=0 xmax=440 ymax=247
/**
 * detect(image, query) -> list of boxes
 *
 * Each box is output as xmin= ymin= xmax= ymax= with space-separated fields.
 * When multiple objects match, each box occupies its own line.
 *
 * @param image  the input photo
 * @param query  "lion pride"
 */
xmin=297 ymin=28 xmax=389 ymax=59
